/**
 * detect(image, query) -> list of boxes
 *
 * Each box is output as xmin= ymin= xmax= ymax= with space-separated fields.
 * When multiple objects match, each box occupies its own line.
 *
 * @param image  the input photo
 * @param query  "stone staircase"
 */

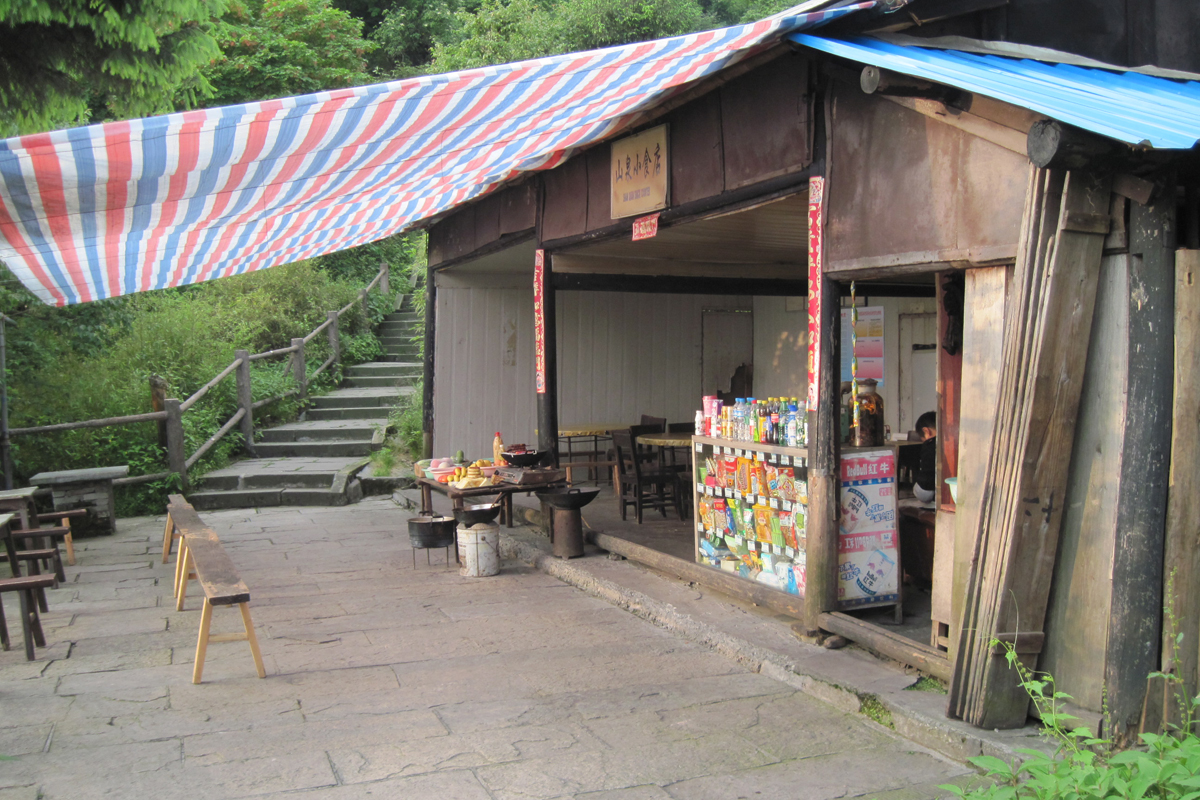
xmin=188 ymin=303 xmax=422 ymax=510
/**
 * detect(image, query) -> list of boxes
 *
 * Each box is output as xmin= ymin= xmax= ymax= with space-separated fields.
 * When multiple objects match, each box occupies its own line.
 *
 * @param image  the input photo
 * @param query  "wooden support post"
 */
xmin=164 ymin=398 xmax=188 ymax=493
xmin=326 ymin=311 xmax=340 ymax=370
xmin=1166 ymin=248 xmax=1200 ymax=718
xmin=805 ymin=273 xmax=840 ymax=635
xmin=234 ymin=350 xmax=255 ymax=457
xmin=150 ymin=375 xmax=168 ymax=449
xmin=291 ymin=338 xmax=306 ymax=399
xmin=1104 ymin=187 xmax=1175 ymax=744
xmin=240 ymin=602 xmax=267 ymax=678
xmin=537 ymin=252 xmax=559 ymax=465
xmin=161 ymin=510 xmax=175 ymax=564
xmin=421 ymin=264 xmax=436 ymax=460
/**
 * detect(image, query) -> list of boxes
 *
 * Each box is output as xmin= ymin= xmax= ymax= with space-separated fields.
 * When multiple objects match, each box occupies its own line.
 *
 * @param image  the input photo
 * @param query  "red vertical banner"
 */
xmin=534 ymin=249 xmax=546 ymax=394
xmin=806 ymin=176 xmax=824 ymax=409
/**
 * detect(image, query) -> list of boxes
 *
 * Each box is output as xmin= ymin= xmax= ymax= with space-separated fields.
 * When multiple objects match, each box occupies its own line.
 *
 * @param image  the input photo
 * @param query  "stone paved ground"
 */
xmin=0 ymin=499 xmax=972 ymax=799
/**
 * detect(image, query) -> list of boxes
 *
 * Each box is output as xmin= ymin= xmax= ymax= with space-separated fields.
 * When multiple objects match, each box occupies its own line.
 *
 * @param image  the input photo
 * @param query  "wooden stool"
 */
xmin=0 ymin=574 xmax=57 ymax=660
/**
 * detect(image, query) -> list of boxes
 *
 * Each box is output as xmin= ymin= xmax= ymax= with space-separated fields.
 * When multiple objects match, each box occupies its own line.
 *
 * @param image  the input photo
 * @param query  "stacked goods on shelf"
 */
xmin=693 ymin=441 xmax=808 ymax=595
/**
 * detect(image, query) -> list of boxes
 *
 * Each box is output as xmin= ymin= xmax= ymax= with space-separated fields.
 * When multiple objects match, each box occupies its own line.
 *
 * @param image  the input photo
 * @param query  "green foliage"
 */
xmin=201 ymin=0 xmax=374 ymax=106
xmin=393 ymin=379 xmax=424 ymax=458
xmin=0 ymin=0 xmax=227 ymax=135
xmin=940 ymin=640 xmax=1200 ymax=800
xmin=556 ymin=0 xmax=706 ymax=51
xmin=368 ymin=0 xmax=457 ymax=76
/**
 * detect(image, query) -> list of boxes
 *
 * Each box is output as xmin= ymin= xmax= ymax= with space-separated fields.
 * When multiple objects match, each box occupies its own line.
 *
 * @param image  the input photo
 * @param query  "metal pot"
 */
xmin=453 ymin=501 xmax=502 ymax=527
xmin=408 ymin=512 xmax=456 ymax=549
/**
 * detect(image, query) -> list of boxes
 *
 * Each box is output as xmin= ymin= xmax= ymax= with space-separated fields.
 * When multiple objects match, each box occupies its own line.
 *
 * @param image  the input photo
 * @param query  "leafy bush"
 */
xmin=942 ymin=641 xmax=1200 ymax=800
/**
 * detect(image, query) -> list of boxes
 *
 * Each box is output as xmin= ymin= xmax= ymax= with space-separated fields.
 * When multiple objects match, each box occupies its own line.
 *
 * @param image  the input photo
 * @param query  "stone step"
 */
xmin=309 ymin=391 xmax=403 ymax=408
xmin=382 ymin=348 xmax=420 ymax=358
xmin=346 ymin=362 xmax=421 ymax=377
xmin=305 ymin=406 xmax=392 ymax=420
xmin=344 ymin=375 xmax=417 ymax=388
xmin=379 ymin=336 xmax=418 ymax=346
xmin=378 ymin=323 xmax=421 ymax=335
xmin=381 ymin=355 xmax=422 ymax=364
xmin=254 ymin=440 xmax=378 ymax=458
xmin=382 ymin=313 xmax=420 ymax=323
xmin=259 ymin=423 xmax=380 ymax=442
xmin=189 ymin=489 xmax=283 ymax=510
xmin=280 ymin=488 xmax=355 ymax=506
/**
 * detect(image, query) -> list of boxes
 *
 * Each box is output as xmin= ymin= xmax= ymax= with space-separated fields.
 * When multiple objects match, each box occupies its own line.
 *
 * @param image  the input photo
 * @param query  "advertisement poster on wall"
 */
xmin=838 ymin=448 xmax=899 ymax=608
xmin=840 ymin=305 xmax=884 ymax=385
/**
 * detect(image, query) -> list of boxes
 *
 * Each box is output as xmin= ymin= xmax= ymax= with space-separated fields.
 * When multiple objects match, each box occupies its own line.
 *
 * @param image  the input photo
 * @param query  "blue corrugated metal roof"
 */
xmin=788 ymin=34 xmax=1200 ymax=150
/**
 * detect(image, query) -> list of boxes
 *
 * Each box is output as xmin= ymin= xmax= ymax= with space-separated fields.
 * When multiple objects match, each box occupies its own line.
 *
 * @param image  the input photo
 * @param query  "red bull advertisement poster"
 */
xmin=806 ymin=176 xmax=823 ymax=409
xmin=838 ymin=449 xmax=899 ymax=608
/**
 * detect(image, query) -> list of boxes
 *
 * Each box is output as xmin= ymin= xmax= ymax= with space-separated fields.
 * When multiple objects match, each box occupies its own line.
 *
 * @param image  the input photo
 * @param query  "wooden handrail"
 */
xmin=247 ymin=345 xmax=297 ymax=362
xmin=310 ymin=353 xmax=337 ymax=380
xmin=180 ymin=358 xmax=242 ymax=412
xmin=302 ymin=316 xmax=333 ymax=344
xmin=10 ymin=410 xmax=168 ymax=437
xmin=113 ymin=471 xmax=173 ymax=487
xmin=185 ymin=408 xmax=246 ymax=469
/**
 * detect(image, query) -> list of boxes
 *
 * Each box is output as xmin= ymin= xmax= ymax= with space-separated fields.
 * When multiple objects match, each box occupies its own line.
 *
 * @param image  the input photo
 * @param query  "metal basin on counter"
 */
xmin=453 ymin=502 xmax=502 ymax=527
xmin=535 ymin=487 xmax=600 ymax=511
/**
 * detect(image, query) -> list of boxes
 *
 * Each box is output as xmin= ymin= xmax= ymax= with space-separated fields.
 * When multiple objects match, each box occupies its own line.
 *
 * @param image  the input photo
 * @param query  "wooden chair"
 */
xmin=32 ymin=509 xmax=85 ymax=565
xmin=612 ymin=429 xmax=683 ymax=523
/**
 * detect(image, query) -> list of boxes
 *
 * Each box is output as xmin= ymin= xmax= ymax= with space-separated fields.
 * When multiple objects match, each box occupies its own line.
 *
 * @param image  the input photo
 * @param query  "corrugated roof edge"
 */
xmin=875 ymin=33 xmax=1200 ymax=82
xmin=789 ymin=33 xmax=1200 ymax=150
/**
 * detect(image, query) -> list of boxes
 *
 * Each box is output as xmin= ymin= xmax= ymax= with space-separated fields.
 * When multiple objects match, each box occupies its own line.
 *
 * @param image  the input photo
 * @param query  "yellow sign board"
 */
xmin=610 ymin=125 xmax=669 ymax=219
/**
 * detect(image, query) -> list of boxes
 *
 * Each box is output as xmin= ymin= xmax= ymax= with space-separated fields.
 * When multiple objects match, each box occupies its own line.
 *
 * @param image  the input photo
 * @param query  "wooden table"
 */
xmin=636 ymin=432 xmax=694 ymax=475
xmin=416 ymin=476 xmax=566 ymax=528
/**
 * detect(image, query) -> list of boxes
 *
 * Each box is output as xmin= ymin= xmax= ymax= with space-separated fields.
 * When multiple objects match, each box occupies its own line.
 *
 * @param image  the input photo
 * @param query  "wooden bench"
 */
xmin=163 ymin=496 xmax=266 ymax=684
xmin=0 ymin=574 xmax=57 ymax=660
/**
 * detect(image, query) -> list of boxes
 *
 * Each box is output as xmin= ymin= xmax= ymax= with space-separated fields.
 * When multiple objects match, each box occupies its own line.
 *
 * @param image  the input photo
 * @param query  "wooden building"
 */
xmin=418 ymin=3 xmax=1200 ymax=739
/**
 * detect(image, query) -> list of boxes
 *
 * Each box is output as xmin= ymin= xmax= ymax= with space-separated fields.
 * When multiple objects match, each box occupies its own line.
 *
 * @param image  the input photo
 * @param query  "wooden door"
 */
xmin=702 ymin=309 xmax=753 ymax=397
xmin=898 ymin=313 xmax=938 ymax=435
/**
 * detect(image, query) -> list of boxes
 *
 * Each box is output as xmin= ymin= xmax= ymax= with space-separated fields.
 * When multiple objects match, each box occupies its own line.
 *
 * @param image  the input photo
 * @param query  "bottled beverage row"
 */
xmin=695 ymin=396 xmax=809 ymax=447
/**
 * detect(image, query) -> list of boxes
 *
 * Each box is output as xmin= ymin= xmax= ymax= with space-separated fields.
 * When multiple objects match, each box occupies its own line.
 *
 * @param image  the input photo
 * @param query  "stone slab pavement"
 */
xmin=1 ymin=499 xmax=979 ymax=800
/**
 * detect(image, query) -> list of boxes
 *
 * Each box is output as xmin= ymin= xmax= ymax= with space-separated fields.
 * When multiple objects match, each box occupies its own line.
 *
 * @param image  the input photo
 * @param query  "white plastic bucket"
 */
xmin=458 ymin=523 xmax=500 ymax=577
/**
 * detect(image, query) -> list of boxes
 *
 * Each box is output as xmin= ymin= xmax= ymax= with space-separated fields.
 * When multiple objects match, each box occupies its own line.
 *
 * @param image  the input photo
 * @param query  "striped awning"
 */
xmin=0 ymin=2 xmax=871 ymax=305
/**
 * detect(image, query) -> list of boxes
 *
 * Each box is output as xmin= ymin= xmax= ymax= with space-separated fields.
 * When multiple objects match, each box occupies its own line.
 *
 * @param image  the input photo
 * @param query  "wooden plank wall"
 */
xmin=945 ymin=265 xmax=1009 ymax=658
xmin=1165 ymin=249 xmax=1200 ymax=708
xmin=826 ymin=86 xmax=1028 ymax=275
xmin=1038 ymin=253 xmax=1129 ymax=712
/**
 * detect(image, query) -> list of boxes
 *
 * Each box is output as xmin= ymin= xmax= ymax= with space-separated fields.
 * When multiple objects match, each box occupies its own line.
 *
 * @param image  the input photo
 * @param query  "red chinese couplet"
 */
xmin=807 ymin=176 xmax=824 ymax=410
xmin=534 ymin=249 xmax=546 ymax=394
xmin=631 ymin=213 xmax=659 ymax=241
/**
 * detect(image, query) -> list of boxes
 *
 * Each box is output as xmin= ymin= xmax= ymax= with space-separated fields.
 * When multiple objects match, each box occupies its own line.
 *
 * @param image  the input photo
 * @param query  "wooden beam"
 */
xmin=1104 ymin=186 xmax=1175 ymax=745
xmin=805 ymin=270 xmax=840 ymax=635
xmin=551 ymin=273 xmax=807 ymax=296
xmin=875 ymin=95 xmax=1028 ymax=156
xmin=820 ymin=612 xmax=953 ymax=681
xmin=538 ymin=253 xmax=559 ymax=463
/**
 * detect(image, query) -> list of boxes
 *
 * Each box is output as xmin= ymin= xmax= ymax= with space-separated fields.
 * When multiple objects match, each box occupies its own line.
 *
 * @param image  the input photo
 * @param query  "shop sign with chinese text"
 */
xmin=611 ymin=125 xmax=668 ymax=219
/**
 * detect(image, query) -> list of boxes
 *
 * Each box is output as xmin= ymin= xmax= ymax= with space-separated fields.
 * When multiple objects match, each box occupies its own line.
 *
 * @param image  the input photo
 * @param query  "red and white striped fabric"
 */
xmin=0 ymin=2 xmax=870 ymax=305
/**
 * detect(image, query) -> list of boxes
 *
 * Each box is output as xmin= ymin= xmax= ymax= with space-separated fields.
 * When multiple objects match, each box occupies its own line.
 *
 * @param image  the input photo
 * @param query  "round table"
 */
xmin=635 ymin=432 xmax=692 ymax=448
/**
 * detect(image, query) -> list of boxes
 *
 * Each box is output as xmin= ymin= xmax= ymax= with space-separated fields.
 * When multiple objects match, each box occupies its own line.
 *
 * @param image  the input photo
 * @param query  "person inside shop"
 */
xmin=913 ymin=411 xmax=938 ymax=503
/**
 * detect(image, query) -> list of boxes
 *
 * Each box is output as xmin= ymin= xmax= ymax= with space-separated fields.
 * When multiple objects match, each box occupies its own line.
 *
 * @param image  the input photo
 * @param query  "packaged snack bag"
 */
xmin=735 ymin=458 xmax=750 ymax=494
xmin=754 ymin=504 xmax=773 ymax=543
xmin=779 ymin=512 xmax=799 ymax=550
xmin=764 ymin=463 xmax=779 ymax=498
xmin=777 ymin=467 xmax=796 ymax=502
xmin=769 ymin=513 xmax=785 ymax=549
xmin=723 ymin=456 xmax=737 ymax=489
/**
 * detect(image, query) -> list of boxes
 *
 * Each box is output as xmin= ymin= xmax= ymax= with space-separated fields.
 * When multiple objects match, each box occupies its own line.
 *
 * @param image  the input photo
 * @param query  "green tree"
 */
xmin=369 ymin=0 xmax=457 ymax=77
xmin=556 ymin=0 xmax=706 ymax=51
xmin=0 ymin=0 xmax=226 ymax=135
xmin=201 ymin=0 xmax=375 ymax=106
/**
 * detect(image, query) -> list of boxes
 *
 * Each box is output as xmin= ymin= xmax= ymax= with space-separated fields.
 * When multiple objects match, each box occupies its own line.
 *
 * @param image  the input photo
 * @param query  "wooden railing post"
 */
xmin=379 ymin=261 xmax=389 ymax=296
xmin=235 ymin=350 xmax=256 ymax=457
xmin=326 ymin=311 xmax=340 ymax=369
xmin=291 ymin=338 xmax=306 ymax=399
xmin=165 ymin=398 xmax=189 ymax=492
